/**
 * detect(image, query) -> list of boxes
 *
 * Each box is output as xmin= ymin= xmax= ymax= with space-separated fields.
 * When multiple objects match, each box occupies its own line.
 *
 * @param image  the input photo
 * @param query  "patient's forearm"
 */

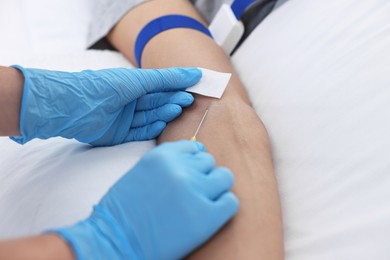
xmin=108 ymin=1 xmax=284 ymax=259
xmin=0 ymin=66 xmax=23 ymax=136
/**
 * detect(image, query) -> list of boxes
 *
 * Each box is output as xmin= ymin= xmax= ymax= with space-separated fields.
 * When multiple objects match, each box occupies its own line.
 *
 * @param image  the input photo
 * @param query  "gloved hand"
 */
xmin=53 ymin=140 xmax=239 ymax=260
xmin=10 ymin=66 xmax=201 ymax=146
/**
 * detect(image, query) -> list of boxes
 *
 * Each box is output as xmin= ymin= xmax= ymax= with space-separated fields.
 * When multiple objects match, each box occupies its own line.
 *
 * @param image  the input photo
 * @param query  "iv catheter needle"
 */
xmin=190 ymin=109 xmax=209 ymax=141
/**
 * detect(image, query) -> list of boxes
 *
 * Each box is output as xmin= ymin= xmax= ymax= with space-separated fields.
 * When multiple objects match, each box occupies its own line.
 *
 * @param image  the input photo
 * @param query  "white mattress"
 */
xmin=1 ymin=0 xmax=390 ymax=259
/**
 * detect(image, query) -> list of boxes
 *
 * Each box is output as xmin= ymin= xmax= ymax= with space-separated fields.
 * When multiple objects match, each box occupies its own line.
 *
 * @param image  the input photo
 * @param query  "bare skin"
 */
xmin=0 ymin=235 xmax=74 ymax=260
xmin=0 ymin=66 xmax=23 ymax=136
xmin=108 ymin=0 xmax=284 ymax=259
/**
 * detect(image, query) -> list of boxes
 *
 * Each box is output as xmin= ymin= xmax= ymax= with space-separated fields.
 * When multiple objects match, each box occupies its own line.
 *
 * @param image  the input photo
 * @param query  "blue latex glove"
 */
xmin=54 ymin=140 xmax=239 ymax=260
xmin=11 ymin=66 xmax=201 ymax=146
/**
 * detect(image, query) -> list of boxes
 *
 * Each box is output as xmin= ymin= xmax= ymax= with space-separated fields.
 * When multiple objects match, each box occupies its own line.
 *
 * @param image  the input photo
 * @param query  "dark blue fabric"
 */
xmin=231 ymin=0 xmax=256 ymax=19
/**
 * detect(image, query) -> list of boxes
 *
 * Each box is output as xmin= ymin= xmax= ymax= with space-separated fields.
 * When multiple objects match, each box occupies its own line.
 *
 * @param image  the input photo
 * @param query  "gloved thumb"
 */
xmin=120 ymin=67 xmax=202 ymax=103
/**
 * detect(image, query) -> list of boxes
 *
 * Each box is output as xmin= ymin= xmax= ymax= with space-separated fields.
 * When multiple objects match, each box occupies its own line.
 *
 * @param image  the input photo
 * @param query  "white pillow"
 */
xmin=232 ymin=0 xmax=390 ymax=259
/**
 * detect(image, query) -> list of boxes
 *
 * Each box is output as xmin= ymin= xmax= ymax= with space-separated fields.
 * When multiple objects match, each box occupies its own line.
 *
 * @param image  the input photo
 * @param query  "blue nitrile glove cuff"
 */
xmin=10 ymin=65 xmax=32 ymax=144
xmin=53 ymin=206 xmax=141 ymax=260
xmin=10 ymin=66 xmax=136 ymax=145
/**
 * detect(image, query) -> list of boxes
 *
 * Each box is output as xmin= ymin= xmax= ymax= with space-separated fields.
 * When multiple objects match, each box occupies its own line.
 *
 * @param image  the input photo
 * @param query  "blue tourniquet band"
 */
xmin=134 ymin=15 xmax=212 ymax=67
xmin=231 ymin=0 xmax=256 ymax=19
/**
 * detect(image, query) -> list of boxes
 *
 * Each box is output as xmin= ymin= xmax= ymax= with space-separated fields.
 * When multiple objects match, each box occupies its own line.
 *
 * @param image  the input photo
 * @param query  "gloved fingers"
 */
xmin=135 ymin=91 xmax=194 ymax=111
xmin=194 ymin=167 xmax=234 ymax=200
xmin=212 ymin=192 xmax=239 ymax=224
xmin=126 ymin=121 xmax=166 ymax=142
xmin=158 ymin=140 xmax=206 ymax=155
xmin=208 ymin=167 xmax=234 ymax=200
xmin=127 ymin=68 xmax=202 ymax=98
xmin=187 ymin=152 xmax=216 ymax=173
xmin=131 ymin=104 xmax=182 ymax=128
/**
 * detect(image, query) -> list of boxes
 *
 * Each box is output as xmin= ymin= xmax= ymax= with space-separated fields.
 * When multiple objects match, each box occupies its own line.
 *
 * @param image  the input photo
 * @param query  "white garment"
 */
xmin=87 ymin=0 xmax=287 ymax=46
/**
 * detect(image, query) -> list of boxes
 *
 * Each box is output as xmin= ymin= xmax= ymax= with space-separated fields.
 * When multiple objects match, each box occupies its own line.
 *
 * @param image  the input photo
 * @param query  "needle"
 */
xmin=190 ymin=109 xmax=209 ymax=141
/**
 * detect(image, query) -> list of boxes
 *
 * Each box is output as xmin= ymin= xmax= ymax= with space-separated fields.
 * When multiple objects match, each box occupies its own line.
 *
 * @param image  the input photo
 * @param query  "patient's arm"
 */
xmin=0 ymin=66 xmax=23 ymax=136
xmin=108 ymin=0 xmax=284 ymax=259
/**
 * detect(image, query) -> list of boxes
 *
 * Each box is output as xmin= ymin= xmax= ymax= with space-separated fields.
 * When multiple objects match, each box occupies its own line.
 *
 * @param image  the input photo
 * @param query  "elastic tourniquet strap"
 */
xmin=134 ymin=15 xmax=212 ymax=67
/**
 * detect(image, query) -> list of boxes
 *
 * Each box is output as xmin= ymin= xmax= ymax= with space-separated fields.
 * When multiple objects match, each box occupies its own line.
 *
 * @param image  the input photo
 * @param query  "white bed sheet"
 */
xmin=232 ymin=0 xmax=390 ymax=259
xmin=1 ymin=0 xmax=390 ymax=259
xmin=0 ymin=137 xmax=154 ymax=238
xmin=0 ymin=0 xmax=91 ymax=55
